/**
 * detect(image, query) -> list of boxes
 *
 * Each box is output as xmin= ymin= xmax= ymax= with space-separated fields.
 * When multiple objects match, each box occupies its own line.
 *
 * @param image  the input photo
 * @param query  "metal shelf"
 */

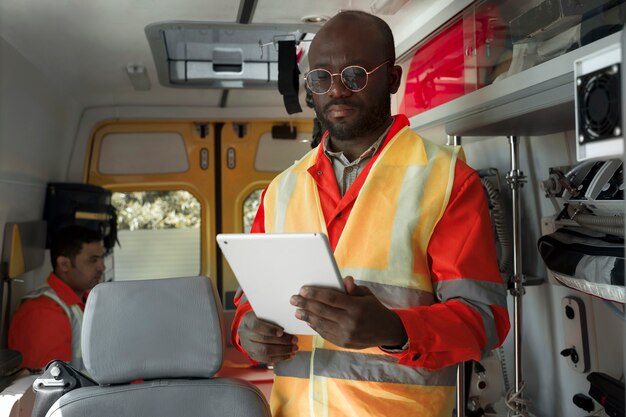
xmin=409 ymin=31 xmax=622 ymax=139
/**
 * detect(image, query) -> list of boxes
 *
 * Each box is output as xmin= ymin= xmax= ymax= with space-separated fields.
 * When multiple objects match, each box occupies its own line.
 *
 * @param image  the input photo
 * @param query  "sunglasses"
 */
xmin=304 ymin=60 xmax=390 ymax=95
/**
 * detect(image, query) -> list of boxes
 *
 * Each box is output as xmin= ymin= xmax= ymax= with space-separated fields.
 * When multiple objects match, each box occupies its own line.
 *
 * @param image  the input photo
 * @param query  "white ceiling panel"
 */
xmin=0 ymin=0 xmax=443 ymax=109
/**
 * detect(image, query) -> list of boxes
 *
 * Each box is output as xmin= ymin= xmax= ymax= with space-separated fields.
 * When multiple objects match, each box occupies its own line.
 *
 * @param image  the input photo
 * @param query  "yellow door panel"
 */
xmin=86 ymin=119 xmax=313 ymax=308
xmin=86 ymin=120 xmax=217 ymax=288
xmin=220 ymin=120 xmax=313 ymax=308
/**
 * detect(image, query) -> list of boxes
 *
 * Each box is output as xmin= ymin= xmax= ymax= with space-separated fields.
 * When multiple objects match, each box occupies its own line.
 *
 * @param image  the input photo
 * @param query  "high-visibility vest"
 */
xmin=23 ymin=286 xmax=85 ymax=371
xmin=263 ymin=126 xmax=461 ymax=417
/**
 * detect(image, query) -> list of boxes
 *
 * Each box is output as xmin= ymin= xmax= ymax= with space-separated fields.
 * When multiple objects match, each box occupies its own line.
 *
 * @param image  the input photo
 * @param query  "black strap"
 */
xmin=32 ymin=360 xmax=97 ymax=417
xmin=277 ymin=40 xmax=302 ymax=114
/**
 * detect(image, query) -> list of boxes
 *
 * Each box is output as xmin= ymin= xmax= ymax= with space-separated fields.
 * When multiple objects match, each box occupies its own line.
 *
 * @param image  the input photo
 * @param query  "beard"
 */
xmin=316 ymin=95 xmax=391 ymax=141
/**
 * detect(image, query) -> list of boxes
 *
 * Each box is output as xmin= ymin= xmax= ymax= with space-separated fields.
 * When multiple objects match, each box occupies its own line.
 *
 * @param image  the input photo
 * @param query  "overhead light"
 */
xmin=301 ymin=15 xmax=329 ymax=24
xmin=146 ymin=22 xmax=319 ymax=89
xmin=126 ymin=64 xmax=151 ymax=91
xmin=369 ymin=0 xmax=409 ymax=15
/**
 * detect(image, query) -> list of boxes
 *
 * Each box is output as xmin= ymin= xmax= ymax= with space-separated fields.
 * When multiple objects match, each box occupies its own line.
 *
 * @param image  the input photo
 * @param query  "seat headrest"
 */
xmin=82 ymin=276 xmax=225 ymax=385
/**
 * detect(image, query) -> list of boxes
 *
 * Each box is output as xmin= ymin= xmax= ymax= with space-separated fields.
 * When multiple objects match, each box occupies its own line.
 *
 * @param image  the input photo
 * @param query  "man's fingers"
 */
xmin=238 ymin=311 xmax=300 ymax=363
xmin=298 ymin=286 xmax=344 ymax=305
xmin=250 ymin=333 xmax=298 ymax=346
xmin=343 ymin=276 xmax=356 ymax=293
xmin=296 ymin=278 xmax=372 ymax=306
xmin=242 ymin=339 xmax=298 ymax=363
xmin=303 ymin=313 xmax=341 ymax=341
xmin=343 ymin=276 xmax=372 ymax=296
xmin=291 ymin=295 xmax=344 ymax=321
xmin=243 ymin=311 xmax=285 ymax=337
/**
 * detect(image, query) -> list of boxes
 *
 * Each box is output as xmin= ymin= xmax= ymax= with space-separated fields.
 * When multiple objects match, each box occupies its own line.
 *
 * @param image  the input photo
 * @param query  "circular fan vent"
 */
xmin=577 ymin=64 xmax=621 ymax=143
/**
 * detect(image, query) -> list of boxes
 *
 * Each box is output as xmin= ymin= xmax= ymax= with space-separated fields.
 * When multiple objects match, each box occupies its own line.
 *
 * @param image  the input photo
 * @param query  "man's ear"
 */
xmin=389 ymin=64 xmax=403 ymax=94
xmin=56 ymin=256 xmax=72 ymax=273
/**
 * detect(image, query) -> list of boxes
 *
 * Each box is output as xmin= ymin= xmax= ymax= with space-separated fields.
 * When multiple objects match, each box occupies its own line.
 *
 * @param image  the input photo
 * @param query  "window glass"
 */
xmin=242 ymin=189 xmax=263 ymax=233
xmin=111 ymin=190 xmax=201 ymax=280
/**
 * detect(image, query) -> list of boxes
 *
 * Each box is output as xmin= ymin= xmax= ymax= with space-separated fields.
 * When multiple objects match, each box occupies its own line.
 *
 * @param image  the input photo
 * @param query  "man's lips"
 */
xmin=326 ymin=104 xmax=355 ymax=118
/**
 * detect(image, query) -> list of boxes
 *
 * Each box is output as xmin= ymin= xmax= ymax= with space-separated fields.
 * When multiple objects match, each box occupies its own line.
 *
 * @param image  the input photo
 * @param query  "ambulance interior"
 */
xmin=0 ymin=0 xmax=625 ymax=416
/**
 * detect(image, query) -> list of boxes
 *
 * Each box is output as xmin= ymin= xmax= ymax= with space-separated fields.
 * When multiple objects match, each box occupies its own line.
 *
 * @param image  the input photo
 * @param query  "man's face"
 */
xmin=307 ymin=18 xmax=400 ymax=142
xmin=65 ymin=241 xmax=105 ymax=294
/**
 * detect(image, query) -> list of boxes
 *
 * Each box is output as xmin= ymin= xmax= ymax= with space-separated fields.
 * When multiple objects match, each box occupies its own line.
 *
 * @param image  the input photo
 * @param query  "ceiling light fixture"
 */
xmin=126 ymin=64 xmax=151 ymax=91
xmin=301 ymin=15 xmax=329 ymax=24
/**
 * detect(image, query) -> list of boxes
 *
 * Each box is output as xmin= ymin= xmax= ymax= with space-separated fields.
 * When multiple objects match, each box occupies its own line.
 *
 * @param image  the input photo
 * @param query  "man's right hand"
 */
xmin=238 ymin=311 xmax=298 ymax=364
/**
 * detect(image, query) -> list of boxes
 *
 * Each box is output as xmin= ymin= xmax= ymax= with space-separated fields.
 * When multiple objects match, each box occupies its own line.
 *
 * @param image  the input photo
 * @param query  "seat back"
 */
xmin=44 ymin=276 xmax=270 ymax=417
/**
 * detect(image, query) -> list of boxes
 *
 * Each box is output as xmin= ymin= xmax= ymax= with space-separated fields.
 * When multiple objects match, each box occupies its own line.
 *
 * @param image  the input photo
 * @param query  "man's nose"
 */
xmin=328 ymin=74 xmax=352 ymax=98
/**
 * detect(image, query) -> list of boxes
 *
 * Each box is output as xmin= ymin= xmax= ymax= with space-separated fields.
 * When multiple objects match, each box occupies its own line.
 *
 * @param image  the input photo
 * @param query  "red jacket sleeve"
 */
xmin=230 ymin=188 xmax=267 ymax=361
xmin=8 ymin=297 xmax=73 ymax=369
xmin=389 ymin=163 xmax=510 ymax=370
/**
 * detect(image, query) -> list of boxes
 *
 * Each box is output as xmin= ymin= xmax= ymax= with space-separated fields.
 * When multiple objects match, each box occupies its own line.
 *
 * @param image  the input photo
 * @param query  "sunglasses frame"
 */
xmin=304 ymin=60 xmax=390 ymax=95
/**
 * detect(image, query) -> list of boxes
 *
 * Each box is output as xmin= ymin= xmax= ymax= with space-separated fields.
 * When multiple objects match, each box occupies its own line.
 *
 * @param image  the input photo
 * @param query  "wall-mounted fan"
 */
xmin=574 ymin=40 xmax=624 ymax=161
xmin=577 ymin=64 xmax=621 ymax=142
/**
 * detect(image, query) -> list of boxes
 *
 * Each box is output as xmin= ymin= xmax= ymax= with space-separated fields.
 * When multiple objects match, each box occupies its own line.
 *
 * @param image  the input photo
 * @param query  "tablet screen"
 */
xmin=216 ymin=233 xmax=344 ymax=335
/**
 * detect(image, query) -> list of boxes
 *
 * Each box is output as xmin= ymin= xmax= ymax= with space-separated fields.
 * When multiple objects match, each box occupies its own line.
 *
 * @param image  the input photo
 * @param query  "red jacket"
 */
xmin=8 ymin=272 xmax=87 ymax=369
xmin=233 ymin=115 xmax=510 ymax=370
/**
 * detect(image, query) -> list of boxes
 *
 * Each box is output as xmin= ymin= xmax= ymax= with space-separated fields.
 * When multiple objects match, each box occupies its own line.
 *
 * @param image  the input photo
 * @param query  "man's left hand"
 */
xmin=289 ymin=276 xmax=408 ymax=349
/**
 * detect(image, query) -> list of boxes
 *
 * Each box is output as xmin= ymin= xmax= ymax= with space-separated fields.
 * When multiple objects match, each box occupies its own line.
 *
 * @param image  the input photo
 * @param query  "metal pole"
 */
xmin=456 ymin=364 xmax=465 ymax=417
xmin=448 ymin=134 xmax=465 ymax=417
xmin=506 ymin=135 xmax=526 ymax=413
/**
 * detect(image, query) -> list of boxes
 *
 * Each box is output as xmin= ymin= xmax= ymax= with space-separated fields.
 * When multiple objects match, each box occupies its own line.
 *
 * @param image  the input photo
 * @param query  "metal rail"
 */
xmin=506 ymin=135 xmax=528 ymax=414
xmin=448 ymin=134 xmax=465 ymax=417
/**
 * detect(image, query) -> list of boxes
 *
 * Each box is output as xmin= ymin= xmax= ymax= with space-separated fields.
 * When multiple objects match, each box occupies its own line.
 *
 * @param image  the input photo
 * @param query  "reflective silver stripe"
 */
xmin=275 ymin=350 xmax=457 ymax=386
xmin=70 ymin=305 xmax=84 ymax=368
xmin=352 ymin=279 xmax=435 ymax=308
xmin=341 ymin=265 xmax=435 ymax=294
xmin=458 ymin=299 xmax=500 ymax=355
xmin=315 ymin=350 xmax=456 ymax=386
xmin=23 ymin=286 xmax=84 ymax=370
xmin=272 ymin=156 xmax=310 ymax=233
xmin=274 ymin=351 xmax=312 ymax=379
xmin=434 ymin=279 xmax=507 ymax=354
xmin=434 ymin=278 xmax=507 ymax=307
xmin=23 ymin=287 xmax=72 ymax=318
xmin=423 ymin=136 xmax=444 ymax=160
xmin=388 ymin=165 xmax=431 ymax=277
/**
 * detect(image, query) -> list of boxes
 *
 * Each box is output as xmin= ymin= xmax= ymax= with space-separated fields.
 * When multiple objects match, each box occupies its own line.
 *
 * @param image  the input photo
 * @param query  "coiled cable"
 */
xmin=481 ymin=176 xmax=513 ymax=274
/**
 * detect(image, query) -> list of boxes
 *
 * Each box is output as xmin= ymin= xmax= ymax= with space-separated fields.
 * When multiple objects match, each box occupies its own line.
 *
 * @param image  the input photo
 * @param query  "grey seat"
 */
xmin=44 ymin=276 xmax=271 ymax=417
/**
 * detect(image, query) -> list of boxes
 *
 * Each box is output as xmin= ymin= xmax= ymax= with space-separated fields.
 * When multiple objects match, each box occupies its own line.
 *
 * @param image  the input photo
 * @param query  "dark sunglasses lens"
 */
xmin=342 ymin=66 xmax=368 ymax=91
xmin=307 ymin=70 xmax=332 ymax=94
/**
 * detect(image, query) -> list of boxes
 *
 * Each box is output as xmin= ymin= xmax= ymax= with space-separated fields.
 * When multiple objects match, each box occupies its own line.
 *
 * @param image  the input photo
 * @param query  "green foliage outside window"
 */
xmin=112 ymin=191 xmax=200 ymax=231
xmin=243 ymin=189 xmax=263 ymax=233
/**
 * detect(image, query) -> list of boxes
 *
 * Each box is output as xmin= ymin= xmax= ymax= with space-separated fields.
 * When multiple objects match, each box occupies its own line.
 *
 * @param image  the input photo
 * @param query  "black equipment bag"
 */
xmin=43 ymin=182 xmax=118 ymax=251
xmin=538 ymin=227 xmax=624 ymax=302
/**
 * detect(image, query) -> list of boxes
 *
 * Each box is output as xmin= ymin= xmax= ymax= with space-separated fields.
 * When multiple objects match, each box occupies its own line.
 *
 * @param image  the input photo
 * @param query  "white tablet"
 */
xmin=216 ymin=233 xmax=344 ymax=335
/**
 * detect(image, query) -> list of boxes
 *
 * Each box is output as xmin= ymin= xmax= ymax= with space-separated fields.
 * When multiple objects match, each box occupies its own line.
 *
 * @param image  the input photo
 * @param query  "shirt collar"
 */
xmin=48 ymin=272 xmax=87 ymax=309
xmin=323 ymin=118 xmax=394 ymax=164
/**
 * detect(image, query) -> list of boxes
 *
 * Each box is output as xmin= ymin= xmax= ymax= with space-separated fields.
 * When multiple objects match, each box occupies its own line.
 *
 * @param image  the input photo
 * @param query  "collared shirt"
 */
xmin=323 ymin=120 xmax=392 ymax=196
xmin=8 ymin=272 xmax=87 ymax=369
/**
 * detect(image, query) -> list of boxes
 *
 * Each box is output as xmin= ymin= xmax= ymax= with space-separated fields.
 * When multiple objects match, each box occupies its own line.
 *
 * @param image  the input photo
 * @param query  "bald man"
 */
xmin=232 ymin=10 xmax=510 ymax=417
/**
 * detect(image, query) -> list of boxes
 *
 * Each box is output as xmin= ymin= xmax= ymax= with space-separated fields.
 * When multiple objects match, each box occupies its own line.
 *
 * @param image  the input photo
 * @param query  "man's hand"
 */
xmin=289 ymin=276 xmax=408 ymax=349
xmin=237 ymin=311 xmax=299 ymax=364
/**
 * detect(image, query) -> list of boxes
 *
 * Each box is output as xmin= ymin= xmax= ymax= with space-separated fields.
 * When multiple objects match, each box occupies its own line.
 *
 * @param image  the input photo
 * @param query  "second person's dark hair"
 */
xmin=50 ymin=225 xmax=102 ymax=269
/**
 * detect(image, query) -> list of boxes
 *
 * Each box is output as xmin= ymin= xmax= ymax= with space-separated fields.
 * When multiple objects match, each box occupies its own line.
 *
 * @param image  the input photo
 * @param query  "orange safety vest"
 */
xmin=263 ymin=125 xmax=461 ymax=417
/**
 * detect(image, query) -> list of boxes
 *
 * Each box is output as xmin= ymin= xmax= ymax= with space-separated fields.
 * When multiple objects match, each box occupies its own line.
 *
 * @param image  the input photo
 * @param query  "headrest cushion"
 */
xmin=82 ymin=276 xmax=225 ymax=384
